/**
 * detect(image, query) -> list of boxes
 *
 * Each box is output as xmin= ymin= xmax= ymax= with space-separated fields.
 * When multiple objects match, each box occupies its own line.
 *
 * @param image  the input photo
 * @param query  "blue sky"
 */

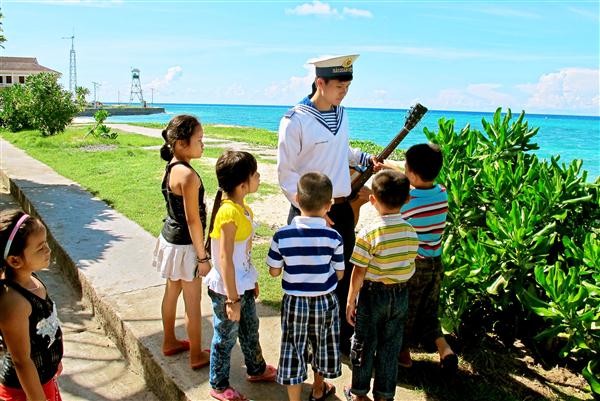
xmin=2 ymin=0 xmax=599 ymax=115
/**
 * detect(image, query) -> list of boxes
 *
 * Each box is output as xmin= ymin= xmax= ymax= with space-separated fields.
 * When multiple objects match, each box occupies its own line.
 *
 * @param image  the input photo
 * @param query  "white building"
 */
xmin=0 ymin=57 xmax=59 ymax=88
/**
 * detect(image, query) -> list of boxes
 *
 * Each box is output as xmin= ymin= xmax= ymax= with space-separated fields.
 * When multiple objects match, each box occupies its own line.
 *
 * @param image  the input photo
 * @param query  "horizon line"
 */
xmin=102 ymin=101 xmax=600 ymax=119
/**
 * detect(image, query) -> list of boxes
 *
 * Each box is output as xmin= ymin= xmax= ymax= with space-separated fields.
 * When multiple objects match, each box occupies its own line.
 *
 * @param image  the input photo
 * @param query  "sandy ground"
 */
xmin=101 ymin=122 xmax=382 ymax=232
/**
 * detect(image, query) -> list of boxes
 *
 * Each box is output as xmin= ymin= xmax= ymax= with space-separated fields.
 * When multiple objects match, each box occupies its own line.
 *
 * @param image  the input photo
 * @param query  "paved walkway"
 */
xmin=0 ymin=186 xmax=158 ymax=401
xmin=0 ymin=131 xmax=424 ymax=400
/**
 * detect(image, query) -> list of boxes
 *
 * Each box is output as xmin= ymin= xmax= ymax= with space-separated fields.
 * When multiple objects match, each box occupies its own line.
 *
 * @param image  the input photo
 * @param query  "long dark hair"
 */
xmin=1 ymin=209 xmax=45 ymax=279
xmin=160 ymin=115 xmax=201 ymax=162
xmin=204 ymin=150 xmax=258 ymax=252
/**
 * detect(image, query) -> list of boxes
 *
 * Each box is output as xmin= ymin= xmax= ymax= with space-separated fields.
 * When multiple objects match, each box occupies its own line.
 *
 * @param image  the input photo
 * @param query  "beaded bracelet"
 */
xmin=225 ymin=298 xmax=240 ymax=305
xmin=196 ymin=255 xmax=211 ymax=264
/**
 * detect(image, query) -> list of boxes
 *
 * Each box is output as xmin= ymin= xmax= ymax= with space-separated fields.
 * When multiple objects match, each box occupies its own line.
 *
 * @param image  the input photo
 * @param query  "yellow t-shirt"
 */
xmin=210 ymin=199 xmax=254 ymax=241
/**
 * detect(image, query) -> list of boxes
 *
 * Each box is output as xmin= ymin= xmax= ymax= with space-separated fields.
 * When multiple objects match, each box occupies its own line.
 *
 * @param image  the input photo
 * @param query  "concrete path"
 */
xmin=0 ymin=133 xmax=425 ymax=400
xmin=0 ymin=187 xmax=158 ymax=401
xmin=106 ymin=123 xmax=278 ymax=160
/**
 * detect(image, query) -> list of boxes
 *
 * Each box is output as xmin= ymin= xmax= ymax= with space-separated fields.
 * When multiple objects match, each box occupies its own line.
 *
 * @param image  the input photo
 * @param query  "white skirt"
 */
xmin=153 ymin=235 xmax=198 ymax=282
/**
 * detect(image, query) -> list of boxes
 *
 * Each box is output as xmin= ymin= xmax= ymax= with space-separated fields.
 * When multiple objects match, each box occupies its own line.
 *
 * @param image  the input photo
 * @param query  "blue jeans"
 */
xmin=350 ymin=281 xmax=408 ymax=400
xmin=208 ymin=289 xmax=267 ymax=390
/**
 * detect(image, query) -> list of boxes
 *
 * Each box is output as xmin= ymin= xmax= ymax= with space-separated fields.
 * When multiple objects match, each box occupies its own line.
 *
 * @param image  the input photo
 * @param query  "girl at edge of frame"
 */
xmin=153 ymin=114 xmax=211 ymax=370
xmin=203 ymin=150 xmax=277 ymax=401
xmin=0 ymin=209 xmax=63 ymax=401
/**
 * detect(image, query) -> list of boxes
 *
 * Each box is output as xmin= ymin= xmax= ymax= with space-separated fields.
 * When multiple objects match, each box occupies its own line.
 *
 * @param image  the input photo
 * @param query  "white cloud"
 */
xmin=466 ymin=83 xmax=515 ymax=106
xmin=225 ymin=84 xmax=246 ymax=98
xmin=285 ymin=1 xmax=372 ymax=18
xmin=263 ymin=64 xmax=315 ymax=103
xmin=144 ymin=66 xmax=183 ymax=93
xmin=20 ymin=0 xmax=123 ymax=6
xmin=428 ymin=69 xmax=599 ymax=115
xmin=519 ymin=68 xmax=599 ymax=114
xmin=285 ymin=1 xmax=338 ymax=17
xmin=567 ymin=7 xmax=599 ymax=21
xmin=431 ymin=83 xmax=516 ymax=111
xmin=475 ymin=6 xmax=541 ymax=19
xmin=342 ymin=7 xmax=373 ymax=18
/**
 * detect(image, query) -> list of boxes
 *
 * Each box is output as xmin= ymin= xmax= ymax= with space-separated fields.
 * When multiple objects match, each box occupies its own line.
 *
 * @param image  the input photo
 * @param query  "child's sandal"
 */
xmin=209 ymin=387 xmax=249 ymax=401
xmin=246 ymin=363 xmax=277 ymax=382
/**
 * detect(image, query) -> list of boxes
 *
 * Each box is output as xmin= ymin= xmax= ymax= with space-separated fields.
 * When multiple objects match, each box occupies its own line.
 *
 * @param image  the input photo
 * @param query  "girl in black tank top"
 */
xmin=152 ymin=115 xmax=211 ymax=370
xmin=160 ymin=160 xmax=207 ymax=245
xmin=0 ymin=210 xmax=63 ymax=401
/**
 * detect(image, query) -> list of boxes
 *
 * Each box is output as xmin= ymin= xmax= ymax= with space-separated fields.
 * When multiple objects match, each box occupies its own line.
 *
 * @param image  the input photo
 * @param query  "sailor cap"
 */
xmin=308 ymin=54 xmax=359 ymax=79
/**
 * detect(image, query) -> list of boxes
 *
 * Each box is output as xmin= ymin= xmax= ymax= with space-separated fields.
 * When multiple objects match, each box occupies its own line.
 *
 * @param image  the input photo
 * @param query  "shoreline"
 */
xmin=101 ymin=102 xmax=600 ymax=119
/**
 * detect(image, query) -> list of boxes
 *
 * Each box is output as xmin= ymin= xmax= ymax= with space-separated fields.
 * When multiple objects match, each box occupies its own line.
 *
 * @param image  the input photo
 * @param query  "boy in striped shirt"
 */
xmin=398 ymin=143 xmax=457 ymax=372
xmin=267 ymin=172 xmax=345 ymax=401
xmin=344 ymin=170 xmax=418 ymax=401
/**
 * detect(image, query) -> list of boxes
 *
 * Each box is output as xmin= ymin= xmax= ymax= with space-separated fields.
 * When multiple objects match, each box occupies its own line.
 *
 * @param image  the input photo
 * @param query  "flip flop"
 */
xmin=190 ymin=348 xmax=211 ymax=370
xmin=162 ymin=339 xmax=190 ymax=356
xmin=191 ymin=359 xmax=210 ymax=370
xmin=342 ymin=386 xmax=372 ymax=401
xmin=246 ymin=363 xmax=277 ymax=382
xmin=309 ymin=382 xmax=335 ymax=401
xmin=209 ymin=387 xmax=249 ymax=401
xmin=440 ymin=353 xmax=458 ymax=373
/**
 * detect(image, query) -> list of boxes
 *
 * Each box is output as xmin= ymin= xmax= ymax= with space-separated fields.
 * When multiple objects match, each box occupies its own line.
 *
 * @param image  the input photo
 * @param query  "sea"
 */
xmin=106 ymin=103 xmax=600 ymax=179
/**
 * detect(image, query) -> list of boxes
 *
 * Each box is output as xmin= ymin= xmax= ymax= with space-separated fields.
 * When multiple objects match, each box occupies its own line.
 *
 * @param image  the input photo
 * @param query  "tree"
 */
xmin=0 ymin=11 xmax=6 ymax=48
xmin=0 ymin=84 xmax=33 ymax=132
xmin=75 ymin=86 xmax=90 ymax=111
xmin=26 ymin=73 xmax=78 ymax=136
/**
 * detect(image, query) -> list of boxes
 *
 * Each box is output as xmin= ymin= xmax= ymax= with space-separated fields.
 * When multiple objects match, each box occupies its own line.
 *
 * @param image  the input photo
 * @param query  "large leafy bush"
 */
xmin=0 ymin=72 xmax=77 ymax=136
xmin=425 ymin=109 xmax=599 ymax=394
xmin=0 ymin=84 xmax=33 ymax=132
xmin=26 ymin=73 xmax=79 ymax=136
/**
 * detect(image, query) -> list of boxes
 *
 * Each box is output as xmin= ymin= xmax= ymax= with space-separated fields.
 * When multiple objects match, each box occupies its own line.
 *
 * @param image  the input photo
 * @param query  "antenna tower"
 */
xmin=129 ymin=68 xmax=144 ymax=104
xmin=92 ymin=81 xmax=101 ymax=107
xmin=62 ymin=35 xmax=77 ymax=94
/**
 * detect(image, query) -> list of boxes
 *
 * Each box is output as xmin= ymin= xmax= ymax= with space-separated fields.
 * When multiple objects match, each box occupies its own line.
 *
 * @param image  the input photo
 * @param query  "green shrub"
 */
xmin=0 ymin=84 xmax=33 ymax=132
xmin=350 ymin=139 xmax=404 ymax=161
xmin=87 ymin=109 xmax=118 ymax=139
xmin=26 ymin=73 xmax=79 ymax=136
xmin=425 ymin=108 xmax=600 ymax=394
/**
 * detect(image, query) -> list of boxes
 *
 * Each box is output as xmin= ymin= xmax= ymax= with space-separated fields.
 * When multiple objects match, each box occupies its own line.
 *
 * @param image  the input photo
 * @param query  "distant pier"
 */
xmin=77 ymin=106 xmax=165 ymax=117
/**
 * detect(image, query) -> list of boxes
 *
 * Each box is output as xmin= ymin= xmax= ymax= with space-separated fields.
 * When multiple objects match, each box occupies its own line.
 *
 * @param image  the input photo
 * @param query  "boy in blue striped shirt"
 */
xmin=267 ymin=172 xmax=345 ymax=401
xmin=398 ymin=143 xmax=458 ymax=372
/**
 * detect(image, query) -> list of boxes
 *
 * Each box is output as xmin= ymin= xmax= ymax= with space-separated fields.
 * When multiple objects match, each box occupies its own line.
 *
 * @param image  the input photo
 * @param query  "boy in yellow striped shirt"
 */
xmin=344 ymin=170 xmax=418 ymax=401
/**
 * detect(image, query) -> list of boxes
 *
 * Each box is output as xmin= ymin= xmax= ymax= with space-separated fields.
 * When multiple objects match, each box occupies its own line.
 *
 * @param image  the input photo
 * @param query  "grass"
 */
xmin=126 ymin=122 xmax=406 ymax=161
xmin=129 ymin=122 xmax=280 ymax=148
xmin=0 ymin=126 xmax=284 ymax=306
xmin=2 ymin=125 xmax=593 ymax=401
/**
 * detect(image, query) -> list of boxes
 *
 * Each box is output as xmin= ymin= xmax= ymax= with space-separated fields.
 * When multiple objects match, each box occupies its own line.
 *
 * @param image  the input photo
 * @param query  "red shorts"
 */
xmin=0 ymin=377 xmax=62 ymax=401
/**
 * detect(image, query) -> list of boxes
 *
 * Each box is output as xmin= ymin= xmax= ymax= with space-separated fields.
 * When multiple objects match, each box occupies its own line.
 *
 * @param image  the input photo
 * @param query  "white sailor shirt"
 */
xmin=277 ymin=102 xmax=371 ymax=208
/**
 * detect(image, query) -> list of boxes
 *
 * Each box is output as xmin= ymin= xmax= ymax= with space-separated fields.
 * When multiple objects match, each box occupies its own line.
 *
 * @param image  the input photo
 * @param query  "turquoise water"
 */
xmin=107 ymin=103 xmax=600 ymax=179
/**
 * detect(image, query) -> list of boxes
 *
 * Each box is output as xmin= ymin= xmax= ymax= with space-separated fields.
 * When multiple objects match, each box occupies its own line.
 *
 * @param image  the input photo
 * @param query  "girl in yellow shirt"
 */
xmin=204 ymin=150 xmax=277 ymax=401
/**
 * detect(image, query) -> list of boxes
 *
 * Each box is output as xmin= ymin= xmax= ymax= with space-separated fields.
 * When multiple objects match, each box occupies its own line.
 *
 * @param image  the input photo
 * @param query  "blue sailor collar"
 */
xmin=292 ymin=96 xmax=345 ymax=135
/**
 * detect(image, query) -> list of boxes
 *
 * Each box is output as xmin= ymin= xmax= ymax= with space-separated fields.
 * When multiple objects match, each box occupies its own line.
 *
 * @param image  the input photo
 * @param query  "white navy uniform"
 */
xmin=278 ymin=101 xmax=371 ymax=208
xmin=276 ymin=54 xmax=369 ymax=356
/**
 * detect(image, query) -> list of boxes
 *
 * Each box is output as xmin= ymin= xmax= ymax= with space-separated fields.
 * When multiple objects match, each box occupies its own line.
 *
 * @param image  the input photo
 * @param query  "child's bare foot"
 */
xmin=190 ymin=348 xmax=210 ymax=370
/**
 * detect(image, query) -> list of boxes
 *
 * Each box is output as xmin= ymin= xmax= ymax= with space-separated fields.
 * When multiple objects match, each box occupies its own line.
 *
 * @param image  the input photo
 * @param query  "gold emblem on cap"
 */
xmin=342 ymin=57 xmax=353 ymax=68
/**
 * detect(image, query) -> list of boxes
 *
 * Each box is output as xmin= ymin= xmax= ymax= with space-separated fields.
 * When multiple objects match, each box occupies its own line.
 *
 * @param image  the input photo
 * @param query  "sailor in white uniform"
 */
xmin=277 ymin=54 xmax=383 ymax=355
